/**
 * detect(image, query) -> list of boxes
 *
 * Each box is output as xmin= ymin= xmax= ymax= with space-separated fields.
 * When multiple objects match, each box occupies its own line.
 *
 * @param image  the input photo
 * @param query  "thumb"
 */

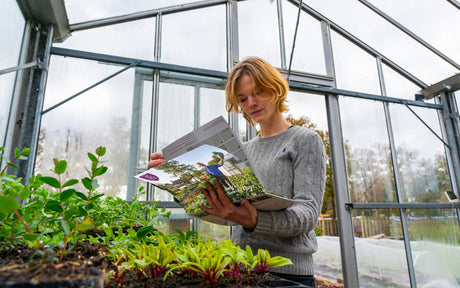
xmin=241 ymin=199 xmax=255 ymax=212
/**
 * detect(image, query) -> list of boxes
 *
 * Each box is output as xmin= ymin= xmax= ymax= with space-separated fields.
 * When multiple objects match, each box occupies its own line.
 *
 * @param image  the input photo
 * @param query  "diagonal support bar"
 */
xmin=41 ymin=61 xmax=139 ymax=115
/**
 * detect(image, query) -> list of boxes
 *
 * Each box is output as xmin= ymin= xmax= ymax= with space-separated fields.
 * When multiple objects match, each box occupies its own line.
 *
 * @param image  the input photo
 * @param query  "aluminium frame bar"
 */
xmin=0 ymin=60 xmax=39 ymax=76
xmin=41 ymin=61 xmax=139 ymax=115
xmin=359 ymin=0 xmax=460 ymax=70
xmin=50 ymin=47 xmax=442 ymax=111
xmin=69 ymin=0 xmax=240 ymax=32
xmin=376 ymin=57 xmax=417 ymax=288
xmin=346 ymin=203 xmax=460 ymax=209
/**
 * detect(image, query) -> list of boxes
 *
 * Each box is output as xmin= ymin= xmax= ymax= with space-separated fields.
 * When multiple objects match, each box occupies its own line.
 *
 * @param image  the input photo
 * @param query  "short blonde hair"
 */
xmin=225 ymin=57 xmax=289 ymax=126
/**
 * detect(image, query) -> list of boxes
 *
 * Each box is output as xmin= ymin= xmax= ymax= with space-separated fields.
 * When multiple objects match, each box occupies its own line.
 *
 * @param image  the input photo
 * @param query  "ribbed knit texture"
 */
xmin=231 ymin=126 xmax=326 ymax=275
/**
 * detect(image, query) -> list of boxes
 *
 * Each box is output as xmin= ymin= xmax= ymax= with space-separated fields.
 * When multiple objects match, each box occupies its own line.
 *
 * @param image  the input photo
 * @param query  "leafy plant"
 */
xmin=245 ymin=246 xmax=293 ymax=277
xmin=166 ymin=239 xmax=231 ymax=288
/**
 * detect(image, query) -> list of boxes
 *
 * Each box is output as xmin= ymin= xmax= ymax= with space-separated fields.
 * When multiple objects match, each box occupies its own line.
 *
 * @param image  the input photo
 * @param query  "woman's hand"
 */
xmin=148 ymin=153 xmax=166 ymax=168
xmin=201 ymin=181 xmax=258 ymax=230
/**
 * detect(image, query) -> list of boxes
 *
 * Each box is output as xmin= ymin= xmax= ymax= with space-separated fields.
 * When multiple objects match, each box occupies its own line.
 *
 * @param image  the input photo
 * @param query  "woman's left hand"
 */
xmin=200 ymin=181 xmax=258 ymax=230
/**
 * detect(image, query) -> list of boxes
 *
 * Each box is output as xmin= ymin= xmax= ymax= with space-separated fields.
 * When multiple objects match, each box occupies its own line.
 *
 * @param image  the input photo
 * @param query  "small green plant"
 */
xmin=245 ymin=246 xmax=293 ymax=277
xmin=165 ymin=239 xmax=231 ymax=288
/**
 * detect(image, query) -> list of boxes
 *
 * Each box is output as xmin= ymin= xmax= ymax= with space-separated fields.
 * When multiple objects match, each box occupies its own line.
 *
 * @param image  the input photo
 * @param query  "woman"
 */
xmin=149 ymin=57 xmax=326 ymax=287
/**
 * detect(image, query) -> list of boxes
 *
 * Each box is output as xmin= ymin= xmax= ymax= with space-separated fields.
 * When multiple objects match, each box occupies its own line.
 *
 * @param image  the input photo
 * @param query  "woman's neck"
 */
xmin=259 ymin=114 xmax=291 ymax=138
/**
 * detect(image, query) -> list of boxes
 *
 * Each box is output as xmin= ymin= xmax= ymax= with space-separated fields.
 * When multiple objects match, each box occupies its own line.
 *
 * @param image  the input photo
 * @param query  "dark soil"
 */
xmin=0 ymin=242 xmax=342 ymax=288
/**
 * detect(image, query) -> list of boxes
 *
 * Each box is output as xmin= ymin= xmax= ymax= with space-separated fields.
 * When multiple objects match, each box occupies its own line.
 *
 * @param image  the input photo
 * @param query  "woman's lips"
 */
xmin=251 ymin=109 xmax=263 ymax=116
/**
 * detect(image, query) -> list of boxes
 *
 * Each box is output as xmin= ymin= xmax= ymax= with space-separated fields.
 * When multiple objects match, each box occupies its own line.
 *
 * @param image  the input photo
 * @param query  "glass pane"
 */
xmin=282 ymin=1 xmax=326 ymax=75
xmin=382 ymin=63 xmax=424 ymax=101
xmin=351 ymin=209 xmax=410 ymax=287
xmin=157 ymin=209 xmax=192 ymax=234
xmin=238 ymin=0 xmax=281 ymax=66
xmin=0 ymin=0 xmax=24 ymax=147
xmin=37 ymin=56 xmax=135 ymax=199
xmin=154 ymin=82 xmax=194 ymax=201
xmin=139 ymin=80 xmax=153 ymax=168
xmin=390 ymin=104 xmax=452 ymax=203
xmin=65 ymin=0 xmax=202 ymax=24
xmin=331 ymin=32 xmax=381 ymax=96
xmin=407 ymin=208 xmax=460 ymax=287
xmin=340 ymin=97 xmax=396 ymax=203
xmin=199 ymin=87 xmax=227 ymax=126
xmin=196 ymin=220 xmax=230 ymax=243
xmin=162 ymin=5 xmax=226 ymax=71
xmin=55 ymin=18 xmax=155 ymax=61
xmin=306 ymin=0 xmax=458 ymax=87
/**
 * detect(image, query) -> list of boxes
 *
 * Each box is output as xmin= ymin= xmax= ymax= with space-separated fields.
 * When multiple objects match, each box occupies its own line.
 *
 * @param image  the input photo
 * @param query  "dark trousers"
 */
xmin=270 ymin=272 xmax=315 ymax=287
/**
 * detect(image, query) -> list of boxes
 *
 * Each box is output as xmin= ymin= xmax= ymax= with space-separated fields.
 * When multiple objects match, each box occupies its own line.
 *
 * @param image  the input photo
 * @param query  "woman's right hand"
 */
xmin=148 ymin=153 xmax=166 ymax=168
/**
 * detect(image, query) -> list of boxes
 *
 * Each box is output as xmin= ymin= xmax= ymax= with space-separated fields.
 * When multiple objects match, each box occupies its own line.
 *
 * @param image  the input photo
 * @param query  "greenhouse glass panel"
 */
xmin=161 ymin=5 xmax=226 ymax=71
xmin=390 ymin=104 xmax=452 ymax=203
xmin=55 ymin=18 xmax=155 ymax=60
xmin=139 ymin=81 xmax=153 ymax=169
xmin=306 ymin=0 xmax=458 ymax=86
xmin=382 ymin=63 xmax=424 ymax=101
xmin=158 ymin=213 xmax=193 ymax=235
xmin=0 ymin=0 xmax=24 ymax=147
xmin=281 ymin=1 xmax=326 ymax=75
xmin=37 ymin=56 xmax=135 ymax=199
xmin=406 ymin=209 xmax=460 ymax=287
xmin=154 ymin=82 xmax=195 ymax=201
xmin=199 ymin=87 xmax=227 ymax=126
xmin=340 ymin=97 xmax=396 ymax=203
xmin=331 ymin=32 xmax=381 ymax=96
xmin=196 ymin=220 xmax=230 ymax=243
xmin=64 ymin=0 xmax=202 ymax=24
xmin=351 ymin=209 xmax=410 ymax=288
xmin=238 ymin=0 xmax=281 ymax=67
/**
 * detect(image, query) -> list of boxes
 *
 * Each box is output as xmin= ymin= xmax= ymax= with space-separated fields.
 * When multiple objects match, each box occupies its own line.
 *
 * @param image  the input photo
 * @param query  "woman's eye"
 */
xmin=238 ymin=98 xmax=247 ymax=103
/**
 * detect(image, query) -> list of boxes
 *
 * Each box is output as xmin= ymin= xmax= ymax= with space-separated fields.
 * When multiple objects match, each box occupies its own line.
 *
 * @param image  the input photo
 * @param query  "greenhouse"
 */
xmin=1 ymin=0 xmax=459 ymax=287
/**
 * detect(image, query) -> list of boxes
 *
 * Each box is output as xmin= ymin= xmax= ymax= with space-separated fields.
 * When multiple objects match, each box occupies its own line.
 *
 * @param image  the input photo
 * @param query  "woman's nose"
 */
xmin=247 ymin=95 xmax=258 ymax=107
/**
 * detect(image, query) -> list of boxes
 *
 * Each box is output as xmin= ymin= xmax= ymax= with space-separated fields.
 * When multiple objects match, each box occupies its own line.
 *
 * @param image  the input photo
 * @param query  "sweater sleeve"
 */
xmin=249 ymin=132 xmax=326 ymax=237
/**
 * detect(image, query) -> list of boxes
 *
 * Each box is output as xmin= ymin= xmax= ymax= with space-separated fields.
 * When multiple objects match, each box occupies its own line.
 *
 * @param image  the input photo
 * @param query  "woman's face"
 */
xmin=235 ymin=73 xmax=277 ymax=125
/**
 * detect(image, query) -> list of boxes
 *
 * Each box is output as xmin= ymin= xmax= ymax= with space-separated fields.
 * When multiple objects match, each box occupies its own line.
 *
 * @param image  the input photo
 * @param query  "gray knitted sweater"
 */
xmin=231 ymin=126 xmax=326 ymax=275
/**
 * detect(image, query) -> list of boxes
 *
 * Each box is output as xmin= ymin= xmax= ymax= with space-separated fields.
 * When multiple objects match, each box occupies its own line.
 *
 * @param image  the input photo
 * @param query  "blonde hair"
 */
xmin=225 ymin=57 xmax=289 ymax=126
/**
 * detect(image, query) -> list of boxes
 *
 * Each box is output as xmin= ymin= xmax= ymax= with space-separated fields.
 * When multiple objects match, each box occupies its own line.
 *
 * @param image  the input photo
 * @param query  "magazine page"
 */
xmin=135 ymin=116 xmax=304 ymax=226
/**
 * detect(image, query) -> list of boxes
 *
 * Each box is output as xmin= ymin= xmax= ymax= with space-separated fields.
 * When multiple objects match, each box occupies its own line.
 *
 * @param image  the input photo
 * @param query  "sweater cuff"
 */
xmin=246 ymin=211 xmax=273 ymax=236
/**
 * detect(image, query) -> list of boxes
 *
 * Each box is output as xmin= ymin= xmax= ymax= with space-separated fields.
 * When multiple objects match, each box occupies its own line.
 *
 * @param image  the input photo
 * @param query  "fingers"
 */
xmin=148 ymin=153 xmax=165 ymax=168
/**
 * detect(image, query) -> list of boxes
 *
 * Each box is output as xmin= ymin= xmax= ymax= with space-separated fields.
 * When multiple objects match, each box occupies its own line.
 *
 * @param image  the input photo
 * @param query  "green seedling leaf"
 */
xmin=96 ymin=146 xmax=106 ymax=157
xmin=87 ymin=153 xmax=98 ymax=163
xmin=61 ymin=189 xmax=76 ymax=202
xmin=62 ymin=179 xmax=78 ymax=188
xmin=93 ymin=166 xmax=108 ymax=177
xmin=14 ymin=148 xmax=20 ymax=159
xmin=45 ymin=200 xmax=63 ymax=213
xmin=91 ymin=179 xmax=100 ymax=189
xmin=1 ymin=175 xmax=16 ymax=182
xmin=0 ymin=196 xmax=19 ymax=214
xmin=24 ymin=233 xmax=39 ymax=241
xmin=19 ymin=187 xmax=31 ymax=200
xmin=7 ymin=163 xmax=19 ymax=170
xmin=82 ymin=177 xmax=92 ymax=190
xmin=75 ymin=192 xmax=88 ymax=200
xmin=54 ymin=160 xmax=67 ymax=175
xmin=137 ymin=226 xmax=155 ymax=238
xmin=21 ymin=147 xmax=31 ymax=156
xmin=78 ymin=206 xmax=88 ymax=216
xmin=76 ymin=217 xmax=93 ymax=232
xmin=60 ymin=219 xmax=70 ymax=235
xmin=40 ymin=176 xmax=61 ymax=188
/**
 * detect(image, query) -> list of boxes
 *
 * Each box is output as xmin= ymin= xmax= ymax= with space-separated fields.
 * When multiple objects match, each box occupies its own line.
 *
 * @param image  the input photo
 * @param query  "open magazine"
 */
xmin=135 ymin=116 xmax=304 ymax=225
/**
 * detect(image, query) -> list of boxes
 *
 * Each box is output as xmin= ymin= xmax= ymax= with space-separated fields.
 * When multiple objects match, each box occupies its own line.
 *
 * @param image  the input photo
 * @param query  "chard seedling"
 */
xmin=245 ymin=246 xmax=293 ymax=277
